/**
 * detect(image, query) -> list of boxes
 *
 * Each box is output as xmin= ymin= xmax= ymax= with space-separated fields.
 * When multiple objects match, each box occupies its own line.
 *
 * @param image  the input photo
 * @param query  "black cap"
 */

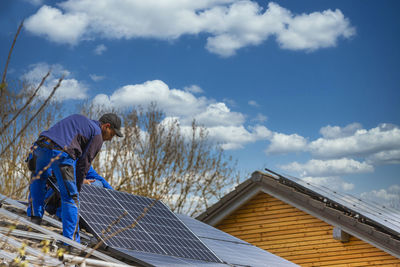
xmin=99 ymin=113 xmax=123 ymax=137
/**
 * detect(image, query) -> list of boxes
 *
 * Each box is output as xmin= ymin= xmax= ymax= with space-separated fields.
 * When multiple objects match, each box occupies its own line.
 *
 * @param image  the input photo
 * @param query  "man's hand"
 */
xmin=83 ymin=179 xmax=96 ymax=185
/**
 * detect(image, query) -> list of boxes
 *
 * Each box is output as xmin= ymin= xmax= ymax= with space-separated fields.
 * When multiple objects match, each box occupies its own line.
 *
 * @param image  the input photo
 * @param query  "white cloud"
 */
xmin=319 ymin=123 xmax=362 ymax=139
xmin=89 ymin=74 xmax=105 ymax=82
xmin=366 ymin=149 xmax=400 ymax=165
xmin=92 ymin=79 xmax=271 ymax=150
xmin=309 ymin=124 xmax=400 ymax=158
xmin=93 ymin=80 xmax=208 ymax=120
xmin=25 ymin=5 xmax=89 ymax=45
xmin=206 ymin=124 xmax=271 ymax=150
xmin=248 ymin=100 xmax=259 ymax=107
xmin=277 ymin=8 xmax=355 ymax=51
xmin=252 ymin=113 xmax=267 ymax=123
xmin=266 ymin=132 xmax=307 ymax=154
xmin=281 ymin=158 xmax=374 ymax=177
xmin=94 ymin=44 xmax=107 ymax=55
xmin=25 ymin=1 xmax=355 ymax=56
xmin=222 ymin=98 xmax=237 ymax=107
xmin=184 ymin=85 xmax=204 ymax=94
xmin=266 ymin=123 xmax=400 ymax=180
xmin=266 ymin=123 xmax=400 ymax=161
xmin=264 ymin=123 xmax=400 ymax=159
xmin=360 ymin=185 xmax=400 ymax=209
xmin=301 ymin=176 xmax=354 ymax=191
xmin=93 ymin=80 xmax=243 ymax=127
xmin=195 ymin=103 xmax=245 ymax=127
xmin=21 ymin=62 xmax=88 ymax=101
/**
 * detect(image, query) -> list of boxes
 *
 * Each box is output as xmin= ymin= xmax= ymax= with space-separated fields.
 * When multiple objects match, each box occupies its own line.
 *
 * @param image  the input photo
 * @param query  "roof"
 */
xmin=197 ymin=170 xmax=400 ymax=259
xmin=0 ymin=189 xmax=298 ymax=267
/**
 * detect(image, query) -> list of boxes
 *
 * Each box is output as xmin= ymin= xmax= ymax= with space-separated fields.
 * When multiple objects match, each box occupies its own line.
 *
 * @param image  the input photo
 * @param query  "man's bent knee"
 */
xmin=59 ymin=164 xmax=78 ymax=197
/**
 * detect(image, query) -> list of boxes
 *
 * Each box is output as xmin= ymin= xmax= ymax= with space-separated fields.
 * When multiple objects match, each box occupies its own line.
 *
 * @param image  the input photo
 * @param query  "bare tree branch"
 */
xmin=0 ymin=76 xmax=63 ymax=158
xmin=0 ymin=72 xmax=50 ymax=136
xmin=1 ymin=21 xmax=24 ymax=98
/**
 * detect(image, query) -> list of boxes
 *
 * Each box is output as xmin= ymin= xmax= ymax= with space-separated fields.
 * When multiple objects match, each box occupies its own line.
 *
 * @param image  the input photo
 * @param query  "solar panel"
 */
xmin=176 ymin=213 xmax=247 ymax=244
xmin=177 ymin=214 xmax=299 ymax=267
xmin=79 ymin=185 xmax=221 ymax=263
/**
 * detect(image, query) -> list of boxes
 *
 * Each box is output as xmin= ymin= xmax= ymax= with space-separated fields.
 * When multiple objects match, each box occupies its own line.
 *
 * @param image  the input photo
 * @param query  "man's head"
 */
xmin=99 ymin=113 xmax=123 ymax=141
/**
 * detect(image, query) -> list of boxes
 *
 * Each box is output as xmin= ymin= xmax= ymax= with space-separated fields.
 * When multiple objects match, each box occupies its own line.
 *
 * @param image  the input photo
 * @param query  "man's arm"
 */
xmin=75 ymin=134 xmax=103 ymax=191
xmin=86 ymin=166 xmax=113 ymax=189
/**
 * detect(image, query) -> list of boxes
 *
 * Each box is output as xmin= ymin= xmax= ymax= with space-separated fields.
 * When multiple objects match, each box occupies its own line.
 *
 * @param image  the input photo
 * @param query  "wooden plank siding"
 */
xmin=216 ymin=192 xmax=400 ymax=267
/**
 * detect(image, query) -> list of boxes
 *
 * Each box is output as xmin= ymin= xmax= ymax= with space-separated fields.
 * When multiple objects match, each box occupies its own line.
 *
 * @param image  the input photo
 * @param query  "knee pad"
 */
xmin=59 ymin=164 xmax=79 ymax=197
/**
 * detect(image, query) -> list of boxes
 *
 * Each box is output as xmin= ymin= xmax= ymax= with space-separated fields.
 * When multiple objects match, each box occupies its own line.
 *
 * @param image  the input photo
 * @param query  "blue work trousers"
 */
xmin=28 ymin=145 xmax=80 ymax=243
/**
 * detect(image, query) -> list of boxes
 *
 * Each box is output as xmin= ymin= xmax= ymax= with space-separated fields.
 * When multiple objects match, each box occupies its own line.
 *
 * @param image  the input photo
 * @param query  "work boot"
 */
xmin=30 ymin=216 xmax=42 ymax=225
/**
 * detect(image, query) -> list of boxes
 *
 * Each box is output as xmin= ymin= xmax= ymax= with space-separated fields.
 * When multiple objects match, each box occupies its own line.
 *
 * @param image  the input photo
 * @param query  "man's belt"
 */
xmin=36 ymin=136 xmax=63 ymax=151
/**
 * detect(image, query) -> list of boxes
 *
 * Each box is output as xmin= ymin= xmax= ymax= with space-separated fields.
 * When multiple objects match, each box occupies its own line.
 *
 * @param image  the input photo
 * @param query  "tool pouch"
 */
xmin=26 ymin=152 xmax=36 ymax=172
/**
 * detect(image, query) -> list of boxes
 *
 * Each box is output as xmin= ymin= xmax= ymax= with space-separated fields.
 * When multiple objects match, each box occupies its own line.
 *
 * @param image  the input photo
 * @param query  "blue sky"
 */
xmin=1 ymin=0 xmax=399 ymax=208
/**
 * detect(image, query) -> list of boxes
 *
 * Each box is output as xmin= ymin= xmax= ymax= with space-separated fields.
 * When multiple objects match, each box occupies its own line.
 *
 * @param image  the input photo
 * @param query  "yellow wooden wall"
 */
xmin=216 ymin=192 xmax=400 ymax=266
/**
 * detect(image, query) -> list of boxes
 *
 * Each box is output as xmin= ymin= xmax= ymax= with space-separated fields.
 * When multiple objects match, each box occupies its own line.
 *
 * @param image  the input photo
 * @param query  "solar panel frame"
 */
xmin=79 ymin=185 xmax=222 ymax=263
xmin=112 ymin=248 xmax=232 ymax=267
xmin=112 ymin=248 xmax=231 ymax=267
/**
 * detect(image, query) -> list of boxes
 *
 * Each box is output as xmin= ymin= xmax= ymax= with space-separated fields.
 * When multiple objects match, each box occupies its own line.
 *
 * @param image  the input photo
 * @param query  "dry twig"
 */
xmin=0 ymin=76 xmax=64 ymax=158
xmin=0 ymin=72 xmax=50 ymax=136
xmin=1 ymin=21 xmax=24 ymax=98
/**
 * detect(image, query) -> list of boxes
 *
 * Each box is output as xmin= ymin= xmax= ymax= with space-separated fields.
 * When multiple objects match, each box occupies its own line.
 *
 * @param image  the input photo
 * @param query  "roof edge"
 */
xmin=196 ymin=171 xmax=276 ymax=225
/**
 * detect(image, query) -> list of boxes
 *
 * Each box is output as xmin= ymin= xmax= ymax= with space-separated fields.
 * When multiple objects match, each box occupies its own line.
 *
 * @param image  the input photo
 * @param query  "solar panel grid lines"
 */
xmin=82 ymin=190 xmax=166 ymax=255
xmin=106 ymin=188 xmax=222 ymax=262
xmin=79 ymin=185 xmax=221 ymax=263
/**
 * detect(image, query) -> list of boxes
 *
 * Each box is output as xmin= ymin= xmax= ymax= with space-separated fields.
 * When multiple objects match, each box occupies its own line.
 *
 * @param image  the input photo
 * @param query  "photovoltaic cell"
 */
xmin=79 ymin=185 xmax=221 ymax=263
xmin=176 ymin=214 xmax=246 ymax=244
xmin=177 ymin=214 xmax=299 ymax=267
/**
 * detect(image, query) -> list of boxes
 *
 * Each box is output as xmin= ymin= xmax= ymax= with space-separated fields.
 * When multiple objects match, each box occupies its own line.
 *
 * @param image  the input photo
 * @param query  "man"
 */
xmin=28 ymin=113 xmax=122 ymax=243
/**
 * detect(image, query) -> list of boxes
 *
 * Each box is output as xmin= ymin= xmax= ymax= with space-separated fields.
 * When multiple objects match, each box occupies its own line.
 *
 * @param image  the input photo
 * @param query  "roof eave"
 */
xmin=196 ymin=171 xmax=266 ymax=225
